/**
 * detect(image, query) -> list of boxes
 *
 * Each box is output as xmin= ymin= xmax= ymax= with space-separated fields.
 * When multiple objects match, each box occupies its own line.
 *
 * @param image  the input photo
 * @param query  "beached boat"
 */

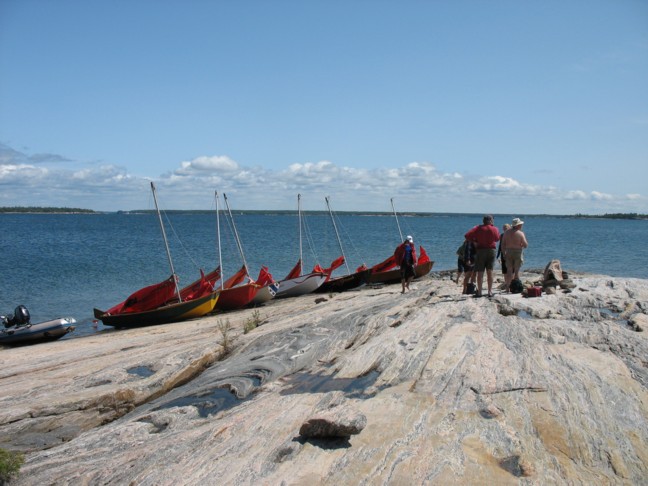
xmin=316 ymin=268 xmax=371 ymax=293
xmin=94 ymin=291 xmax=218 ymax=328
xmin=250 ymin=266 xmax=279 ymax=305
xmin=211 ymin=265 xmax=257 ymax=310
xmin=1 ymin=318 xmax=76 ymax=345
xmin=217 ymin=286 xmax=258 ymax=310
xmin=93 ymin=183 xmax=218 ymax=328
xmin=251 ymin=282 xmax=279 ymax=305
xmin=187 ymin=266 xmax=259 ymax=308
xmin=213 ymin=193 xmax=264 ymax=310
xmin=276 ymin=195 xmax=327 ymax=298
xmin=314 ymin=197 xmax=369 ymax=293
xmin=365 ymin=198 xmax=434 ymax=285
xmin=367 ymin=258 xmax=434 ymax=285
xmin=276 ymin=271 xmax=326 ymax=298
xmin=1 ymin=306 xmax=76 ymax=345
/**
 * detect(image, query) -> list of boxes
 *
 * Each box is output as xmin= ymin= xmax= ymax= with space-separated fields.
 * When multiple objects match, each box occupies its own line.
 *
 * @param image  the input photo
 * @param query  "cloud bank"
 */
xmin=0 ymin=143 xmax=644 ymax=214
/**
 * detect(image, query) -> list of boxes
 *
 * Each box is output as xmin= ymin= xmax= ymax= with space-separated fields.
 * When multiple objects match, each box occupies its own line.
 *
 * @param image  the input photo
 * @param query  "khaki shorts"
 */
xmin=505 ymin=249 xmax=524 ymax=272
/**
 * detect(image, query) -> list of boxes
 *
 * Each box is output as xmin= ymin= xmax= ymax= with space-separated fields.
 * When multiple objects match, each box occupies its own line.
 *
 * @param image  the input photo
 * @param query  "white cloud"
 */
xmin=0 ymin=142 xmax=645 ymax=214
xmin=591 ymin=191 xmax=613 ymax=201
xmin=71 ymin=165 xmax=132 ymax=184
xmin=0 ymin=163 xmax=49 ymax=181
xmin=175 ymin=155 xmax=239 ymax=176
xmin=466 ymin=175 xmax=545 ymax=197
xmin=565 ymin=190 xmax=588 ymax=200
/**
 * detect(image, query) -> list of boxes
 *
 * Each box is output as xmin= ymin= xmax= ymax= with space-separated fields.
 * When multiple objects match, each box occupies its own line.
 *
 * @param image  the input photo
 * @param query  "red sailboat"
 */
xmin=366 ymin=197 xmax=433 ymax=285
xmin=93 ymin=183 xmax=218 ymax=328
xmin=366 ymin=246 xmax=434 ymax=285
xmin=213 ymin=192 xmax=276 ymax=310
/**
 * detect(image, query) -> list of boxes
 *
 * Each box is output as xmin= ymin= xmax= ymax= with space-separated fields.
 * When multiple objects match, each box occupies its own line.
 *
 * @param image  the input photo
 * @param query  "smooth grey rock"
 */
xmin=2 ymin=271 xmax=648 ymax=485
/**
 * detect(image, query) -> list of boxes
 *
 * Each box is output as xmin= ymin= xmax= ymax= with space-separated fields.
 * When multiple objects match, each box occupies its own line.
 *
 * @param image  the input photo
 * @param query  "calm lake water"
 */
xmin=1 ymin=212 xmax=646 ymax=339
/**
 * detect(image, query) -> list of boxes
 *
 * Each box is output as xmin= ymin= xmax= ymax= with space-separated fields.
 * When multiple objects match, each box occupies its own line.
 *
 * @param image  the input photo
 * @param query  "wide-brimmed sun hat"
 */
xmin=512 ymin=217 xmax=524 ymax=226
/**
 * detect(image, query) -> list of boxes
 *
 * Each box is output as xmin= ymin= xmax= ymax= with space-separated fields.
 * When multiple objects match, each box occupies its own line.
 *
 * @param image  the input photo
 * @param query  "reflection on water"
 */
xmin=127 ymin=365 xmax=156 ymax=378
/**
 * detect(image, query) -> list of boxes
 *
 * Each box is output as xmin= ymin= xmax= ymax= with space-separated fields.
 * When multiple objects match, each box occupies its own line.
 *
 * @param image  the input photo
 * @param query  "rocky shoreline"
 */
xmin=1 ymin=269 xmax=647 ymax=484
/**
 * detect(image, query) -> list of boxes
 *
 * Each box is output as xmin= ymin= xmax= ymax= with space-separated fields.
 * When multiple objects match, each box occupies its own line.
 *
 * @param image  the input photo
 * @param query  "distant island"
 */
xmin=1 ymin=207 xmax=646 ymax=219
xmin=572 ymin=213 xmax=648 ymax=220
xmin=0 ymin=206 xmax=97 ymax=214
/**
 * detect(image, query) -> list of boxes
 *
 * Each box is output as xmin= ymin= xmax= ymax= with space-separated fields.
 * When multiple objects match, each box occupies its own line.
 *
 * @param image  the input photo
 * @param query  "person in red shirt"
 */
xmin=464 ymin=215 xmax=500 ymax=298
xmin=394 ymin=235 xmax=417 ymax=294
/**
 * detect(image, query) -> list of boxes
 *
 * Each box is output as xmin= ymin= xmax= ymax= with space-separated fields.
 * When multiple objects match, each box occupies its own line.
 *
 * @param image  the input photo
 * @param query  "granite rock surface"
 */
xmin=1 ymin=270 xmax=647 ymax=485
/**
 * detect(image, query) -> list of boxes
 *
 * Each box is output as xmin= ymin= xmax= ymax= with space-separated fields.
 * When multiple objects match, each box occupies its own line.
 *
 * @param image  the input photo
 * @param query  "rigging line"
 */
xmin=390 ymin=201 xmax=420 ymax=245
xmin=161 ymin=209 xmax=202 ymax=271
xmin=152 ymin=189 xmax=202 ymax=272
xmin=223 ymin=193 xmax=250 ymax=277
xmin=391 ymin=197 xmax=404 ymax=242
xmin=148 ymin=185 xmax=203 ymax=272
xmin=298 ymin=193 xmax=303 ymax=266
xmin=332 ymin=210 xmax=366 ymax=267
xmin=301 ymin=207 xmax=321 ymax=268
xmin=325 ymin=196 xmax=351 ymax=274
xmin=400 ymin=216 xmax=420 ymax=245
xmin=209 ymin=193 xmax=220 ymax=269
xmin=219 ymin=200 xmax=244 ymax=273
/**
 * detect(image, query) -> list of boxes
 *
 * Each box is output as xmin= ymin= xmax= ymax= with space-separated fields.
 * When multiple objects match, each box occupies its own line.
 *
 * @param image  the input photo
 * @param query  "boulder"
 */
xmin=299 ymin=407 xmax=367 ymax=438
xmin=543 ymin=260 xmax=564 ymax=283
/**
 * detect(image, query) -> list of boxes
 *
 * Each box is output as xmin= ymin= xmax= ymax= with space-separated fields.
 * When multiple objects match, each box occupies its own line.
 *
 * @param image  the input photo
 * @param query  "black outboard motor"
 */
xmin=4 ymin=305 xmax=31 ymax=327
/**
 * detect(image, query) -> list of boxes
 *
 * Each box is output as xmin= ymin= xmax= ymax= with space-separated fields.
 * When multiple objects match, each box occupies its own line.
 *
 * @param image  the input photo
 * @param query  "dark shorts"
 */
xmin=457 ymin=258 xmax=473 ymax=273
xmin=400 ymin=263 xmax=415 ymax=279
xmin=475 ymin=248 xmax=496 ymax=272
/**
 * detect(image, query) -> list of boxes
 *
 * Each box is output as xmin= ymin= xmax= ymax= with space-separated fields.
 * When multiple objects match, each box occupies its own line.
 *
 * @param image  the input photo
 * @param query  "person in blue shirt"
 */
xmin=394 ymin=235 xmax=418 ymax=294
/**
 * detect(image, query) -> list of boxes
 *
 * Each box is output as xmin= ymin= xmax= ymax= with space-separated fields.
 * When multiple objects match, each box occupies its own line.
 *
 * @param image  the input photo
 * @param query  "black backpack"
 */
xmin=465 ymin=282 xmax=476 ymax=295
xmin=509 ymin=278 xmax=524 ymax=294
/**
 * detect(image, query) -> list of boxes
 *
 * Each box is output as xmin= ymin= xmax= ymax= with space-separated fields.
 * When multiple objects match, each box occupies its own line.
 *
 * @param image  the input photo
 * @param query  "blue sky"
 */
xmin=1 ymin=0 xmax=647 ymax=213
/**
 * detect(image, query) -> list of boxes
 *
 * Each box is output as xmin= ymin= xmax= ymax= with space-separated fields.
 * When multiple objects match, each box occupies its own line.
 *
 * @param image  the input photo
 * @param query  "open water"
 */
xmin=1 ymin=212 xmax=646 ymax=340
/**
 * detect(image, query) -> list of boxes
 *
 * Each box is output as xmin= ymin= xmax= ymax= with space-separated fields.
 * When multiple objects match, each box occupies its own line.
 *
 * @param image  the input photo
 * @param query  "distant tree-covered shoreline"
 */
xmin=1 ymin=207 xmax=646 ymax=219
xmin=0 ymin=207 xmax=97 ymax=214
xmin=573 ymin=213 xmax=648 ymax=220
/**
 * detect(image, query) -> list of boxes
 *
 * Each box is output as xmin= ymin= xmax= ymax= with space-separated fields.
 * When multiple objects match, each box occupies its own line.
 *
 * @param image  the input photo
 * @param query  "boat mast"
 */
xmin=298 ymin=193 xmax=303 ymax=273
xmin=391 ymin=197 xmax=404 ymax=242
xmin=150 ymin=182 xmax=182 ymax=301
xmin=223 ymin=193 xmax=250 ymax=278
xmin=325 ymin=196 xmax=351 ymax=275
xmin=215 ymin=191 xmax=224 ymax=290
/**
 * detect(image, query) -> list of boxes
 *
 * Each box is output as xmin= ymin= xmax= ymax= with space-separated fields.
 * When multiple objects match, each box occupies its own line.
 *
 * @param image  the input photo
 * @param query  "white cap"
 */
xmin=406 ymin=235 xmax=413 ymax=242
